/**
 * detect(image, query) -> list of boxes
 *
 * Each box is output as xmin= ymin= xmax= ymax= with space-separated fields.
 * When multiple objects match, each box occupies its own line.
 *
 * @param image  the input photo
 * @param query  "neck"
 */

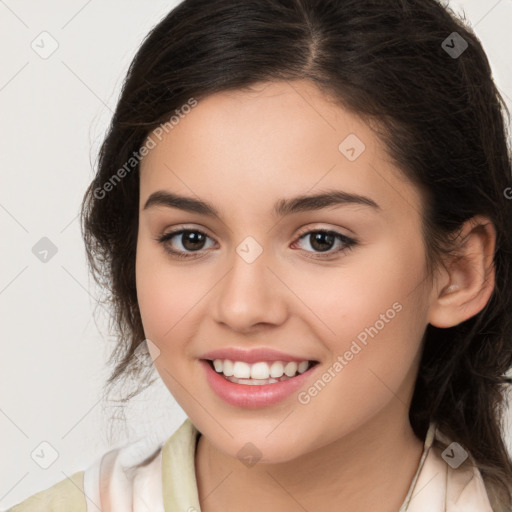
xmin=195 ymin=405 xmax=425 ymax=512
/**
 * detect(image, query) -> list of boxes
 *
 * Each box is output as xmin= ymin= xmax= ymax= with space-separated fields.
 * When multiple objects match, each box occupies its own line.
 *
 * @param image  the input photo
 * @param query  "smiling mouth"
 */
xmin=204 ymin=359 xmax=319 ymax=385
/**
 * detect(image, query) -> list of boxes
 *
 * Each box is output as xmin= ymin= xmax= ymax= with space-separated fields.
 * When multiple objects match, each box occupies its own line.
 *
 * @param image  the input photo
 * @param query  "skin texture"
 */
xmin=136 ymin=79 xmax=496 ymax=511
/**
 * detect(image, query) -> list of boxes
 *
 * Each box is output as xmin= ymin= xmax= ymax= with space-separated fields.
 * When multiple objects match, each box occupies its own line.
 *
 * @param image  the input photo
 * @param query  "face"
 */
xmin=136 ymin=79 xmax=433 ymax=463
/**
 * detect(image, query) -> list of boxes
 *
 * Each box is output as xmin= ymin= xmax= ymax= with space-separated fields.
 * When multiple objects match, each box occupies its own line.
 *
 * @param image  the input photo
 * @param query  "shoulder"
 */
xmin=82 ymin=420 xmax=200 ymax=511
xmin=4 ymin=431 xmax=168 ymax=512
xmin=84 ymin=434 xmax=166 ymax=511
xmin=407 ymin=424 xmax=495 ymax=512
xmin=7 ymin=419 xmax=208 ymax=512
xmin=431 ymin=441 xmax=493 ymax=511
xmin=6 ymin=471 xmax=86 ymax=512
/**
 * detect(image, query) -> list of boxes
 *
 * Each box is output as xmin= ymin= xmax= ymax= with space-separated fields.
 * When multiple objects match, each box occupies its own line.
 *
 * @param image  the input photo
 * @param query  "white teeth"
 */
xmin=298 ymin=361 xmax=309 ymax=373
xmin=211 ymin=358 xmax=313 ymax=380
xmin=228 ymin=376 xmax=281 ymax=385
xmin=250 ymin=362 xmax=270 ymax=380
xmin=284 ymin=362 xmax=298 ymax=376
xmin=223 ymin=359 xmax=234 ymax=377
xmin=270 ymin=361 xmax=285 ymax=378
xmin=233 ymin=361 xmax=251 ymax=379
xmin=227 ymin=376 xmax=283 ymax=385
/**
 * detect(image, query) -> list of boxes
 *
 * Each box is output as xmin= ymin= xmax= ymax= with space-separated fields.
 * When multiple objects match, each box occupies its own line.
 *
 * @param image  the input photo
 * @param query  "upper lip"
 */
xmin=200 ymin=347 xmax=318 ymax=364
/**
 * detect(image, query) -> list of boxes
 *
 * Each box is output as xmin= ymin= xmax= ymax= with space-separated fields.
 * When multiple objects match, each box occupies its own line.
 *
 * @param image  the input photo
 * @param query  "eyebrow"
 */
xmin=143 ymin=189 xmax=380 ymax=217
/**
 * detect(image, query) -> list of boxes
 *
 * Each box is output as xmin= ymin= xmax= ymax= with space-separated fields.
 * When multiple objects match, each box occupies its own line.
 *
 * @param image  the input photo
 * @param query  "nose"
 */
xmin=213 ymin=247 xmax=289 ymax=333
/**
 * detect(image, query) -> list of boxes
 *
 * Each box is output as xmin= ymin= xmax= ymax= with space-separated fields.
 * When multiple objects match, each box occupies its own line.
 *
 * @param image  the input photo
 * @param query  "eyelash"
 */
xmin=155 ymin=226 xmax=357 ymax=260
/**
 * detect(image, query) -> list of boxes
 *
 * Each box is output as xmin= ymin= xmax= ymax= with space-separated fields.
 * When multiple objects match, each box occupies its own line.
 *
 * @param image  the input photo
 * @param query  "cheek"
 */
xmin=288 ymin=242 xmax=428 ymax=403
xmin=135 ymin=239 xmax=193 ymax=348
xmin=291 ymin=284 xmax=426 ymax=441
xmin=135 ymin=246 xmax=202 ymax=404
xmin=289 ymin=238 xmax=427 ymax=342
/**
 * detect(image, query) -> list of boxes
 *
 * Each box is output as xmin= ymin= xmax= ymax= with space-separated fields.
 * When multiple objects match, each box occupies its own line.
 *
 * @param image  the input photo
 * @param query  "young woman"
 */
xmin=8 ymin=0 xmax=512 ymax=511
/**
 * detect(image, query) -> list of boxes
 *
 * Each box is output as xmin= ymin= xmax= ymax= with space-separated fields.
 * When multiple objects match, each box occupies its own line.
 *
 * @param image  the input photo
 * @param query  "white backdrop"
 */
xmin=1 ymin=0 xmax=511 ymax=508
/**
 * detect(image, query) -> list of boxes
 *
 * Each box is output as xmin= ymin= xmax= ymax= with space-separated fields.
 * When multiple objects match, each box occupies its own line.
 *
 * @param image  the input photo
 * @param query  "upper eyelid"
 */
xmin=162 ymin=224 xmax=354 ymax=240
xmin=295 ymin=226 xmax=351 ymax=238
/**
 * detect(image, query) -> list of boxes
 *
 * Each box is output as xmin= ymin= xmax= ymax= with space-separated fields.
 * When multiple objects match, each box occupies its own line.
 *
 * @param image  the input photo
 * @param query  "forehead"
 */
xmin=139 ymin=80 xmax=423 ymax=223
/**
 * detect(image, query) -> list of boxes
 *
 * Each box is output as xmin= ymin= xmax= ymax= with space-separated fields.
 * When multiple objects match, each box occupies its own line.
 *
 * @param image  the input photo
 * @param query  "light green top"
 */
xmin=6 ymin=470 xmax=86 ymax=512
xmin=5 ymin=418 xmax=494 ymax=511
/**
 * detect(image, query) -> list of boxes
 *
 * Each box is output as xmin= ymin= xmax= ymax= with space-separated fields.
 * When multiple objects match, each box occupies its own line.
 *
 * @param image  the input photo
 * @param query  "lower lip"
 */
xmin=200 ymin=359 xmax=319 ymax=408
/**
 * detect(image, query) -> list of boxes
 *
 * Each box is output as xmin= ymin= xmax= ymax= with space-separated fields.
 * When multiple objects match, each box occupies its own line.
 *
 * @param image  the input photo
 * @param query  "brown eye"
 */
xmin=157 ymin=229 xmax=215 ymax=258
xmin=293 ymin=229 xmax=357 ymax=259
xmin=307 ymin=231 xmax=337 ymax=252
xmin=178 ymin=231 xmax=207 ymax=251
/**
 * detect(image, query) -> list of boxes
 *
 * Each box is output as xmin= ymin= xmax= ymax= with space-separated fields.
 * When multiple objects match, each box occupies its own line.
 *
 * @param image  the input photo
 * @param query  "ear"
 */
xmin=428 ymin=215 xmax=496 ymax=328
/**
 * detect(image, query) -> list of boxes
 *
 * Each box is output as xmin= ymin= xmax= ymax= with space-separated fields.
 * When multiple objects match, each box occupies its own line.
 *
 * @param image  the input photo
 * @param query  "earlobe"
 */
xmin=428 ymin=216 xmax=496 ymax=329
